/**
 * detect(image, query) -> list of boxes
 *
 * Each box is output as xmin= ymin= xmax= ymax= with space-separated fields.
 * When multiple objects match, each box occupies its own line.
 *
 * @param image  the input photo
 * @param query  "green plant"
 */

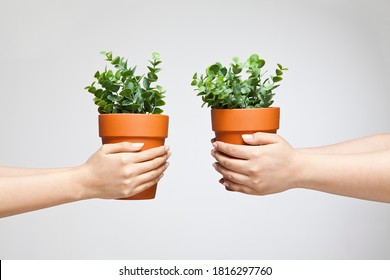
xmin=85 ymin=51 xmax=166 ymax=114
xmin=191 ymin=54 xmax=288 ymax=109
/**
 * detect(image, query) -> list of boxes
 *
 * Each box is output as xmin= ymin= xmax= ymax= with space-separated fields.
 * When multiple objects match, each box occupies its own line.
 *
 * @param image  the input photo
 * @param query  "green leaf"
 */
xmin=276 ymin=69 xmax=283 ymax=76
xmin=94 ymin=89 xmax=103 ymax=98
xmin=115 ymin=70 xmax=121 ymax=80
xmin=124 ymin=82 xmax=134 ymax=90
xmin=130 ymin=104 xmax=141 ymax=111
xmin=152 ymin=52 xmax=160 ymax=60
xmin=143 ymin=77 xmax=151 ymax=89
xmin=87 ymin=86 xmax=96 ymax=93
xmin=152 ymin=108 xmax=163 ymax=114
xmin=97 ymin=100 xmax=107 ymax=108
xmin=107 ymin=94 xmax=119 ymax=102
xmin=104 ymin=104 xmax=114 ymax=113
xmin=208 ymin=64 xmax=220 ymax=75
xmin=155 ymin=100 xmax=166 ymax=106
xmin=106 ymin=70 xmax=113 ymax=79
xmin=220 ymin=67 xmax=227 ymax=76
xmin=112 ymin=56 xmax=120 ymax=65
xmin=142 ymin=90 xmax=153 ymax=99
xmin=110 ymin=84 xmax=120 ymax=92
xmin=258 ymin=59 xmax=265 ymax=68
xmin=272 ymin=76 xmax=283 ymax=82
xmin=156 ymin=85 xmax=165 ymax=93
xmin=122 ymin=100 xmax=133 ymax=106
xmin=249 ymin=54 xmax=260 ymax=63
xmin=147 ymin=72 xmax=158 ymax=82
xmin=119 ymin=89 xmax=132 ymax=98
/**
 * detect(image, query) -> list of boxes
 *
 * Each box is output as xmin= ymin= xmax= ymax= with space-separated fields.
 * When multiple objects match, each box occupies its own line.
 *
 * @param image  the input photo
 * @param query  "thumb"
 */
xmin=242 ymin=132 xmax=281 ymax=146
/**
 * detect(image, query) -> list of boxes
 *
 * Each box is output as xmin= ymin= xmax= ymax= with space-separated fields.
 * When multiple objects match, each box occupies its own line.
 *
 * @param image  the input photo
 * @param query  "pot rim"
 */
xmin=99 ymin=113 xmax=169 ymax=138
xmin=211 ymin=107 xmax=280 ymax=132
xmin=211 ymin=106 xmax=279 ymax=112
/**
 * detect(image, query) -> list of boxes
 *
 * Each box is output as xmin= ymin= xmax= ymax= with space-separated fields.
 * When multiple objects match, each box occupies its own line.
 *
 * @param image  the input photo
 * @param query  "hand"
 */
xmin=80 ymin=142 xmax=170 ymax=199
xmin=211 ymin=133 xmax=299 ymax=196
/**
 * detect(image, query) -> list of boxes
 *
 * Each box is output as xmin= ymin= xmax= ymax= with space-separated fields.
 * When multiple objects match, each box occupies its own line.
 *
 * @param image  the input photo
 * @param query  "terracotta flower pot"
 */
xmin=211 ymin=107 xmax=280 ymax=145
xmin=99 ymin=113 xmax=169 ymax=200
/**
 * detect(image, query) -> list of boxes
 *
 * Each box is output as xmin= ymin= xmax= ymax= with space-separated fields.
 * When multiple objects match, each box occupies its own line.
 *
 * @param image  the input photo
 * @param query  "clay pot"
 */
xmin=99 ymin=114 xmax=169 ymax=200
xmin=211 ymin=107 xmax=280 ymax=144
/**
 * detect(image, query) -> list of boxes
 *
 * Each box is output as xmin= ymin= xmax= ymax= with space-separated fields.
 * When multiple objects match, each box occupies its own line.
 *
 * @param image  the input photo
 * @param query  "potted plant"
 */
xmin=85 ymin=51 xmax=169 ymax=200
xmin=191 ymin=54 xmax=288 ymax=144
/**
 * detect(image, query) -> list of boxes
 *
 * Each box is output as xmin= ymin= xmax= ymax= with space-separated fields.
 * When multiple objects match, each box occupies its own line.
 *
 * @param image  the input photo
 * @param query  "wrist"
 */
xmin=70 ymin=165 xmax=97 ymax=201
xmin=289 ymin=150 xmax=312 ymax=189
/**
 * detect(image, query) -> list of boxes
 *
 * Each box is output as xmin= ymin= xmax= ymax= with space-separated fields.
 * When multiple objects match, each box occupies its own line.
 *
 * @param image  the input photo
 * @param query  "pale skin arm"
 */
xmin=211 ymin=133 xmax=390 ymax=203
xmin=299 ymin=133 xmax=390 ymax=154
xmin=0 ymin=142 xmax=171 ymax=218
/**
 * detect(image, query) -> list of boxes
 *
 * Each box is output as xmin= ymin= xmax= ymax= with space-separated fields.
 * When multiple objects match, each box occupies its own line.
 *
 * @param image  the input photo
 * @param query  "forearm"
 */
xmin=0 ymin=167 xmax=88 ymax=218
xmin=0 ymin=166 xmax=71 ymax=177
xmin=294 ymin=150 xmax=390 ymax=202
xmin=299 ymin=134 xmax=390 ymax=154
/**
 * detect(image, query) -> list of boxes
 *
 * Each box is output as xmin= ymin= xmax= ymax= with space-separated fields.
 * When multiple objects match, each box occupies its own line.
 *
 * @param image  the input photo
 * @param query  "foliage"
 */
xmin=191 ymin=54 xmax=288 ymax=109
xmin=85 ymin=51 xmax=166 ymax=114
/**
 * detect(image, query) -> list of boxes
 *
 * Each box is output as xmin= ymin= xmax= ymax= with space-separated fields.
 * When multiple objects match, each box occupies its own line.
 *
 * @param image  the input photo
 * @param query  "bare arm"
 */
xmin=296 ymin=150 xmax=390 ymax=202
xmin=0 ymin=166 xmax=70 ymax=177
xmin=211 ymin=133 xmax=390 ymax=203
xmin=0 ymin=143 xmax=170 ymax=218
xmin=299 ymin=134 xmax=390 ymax=154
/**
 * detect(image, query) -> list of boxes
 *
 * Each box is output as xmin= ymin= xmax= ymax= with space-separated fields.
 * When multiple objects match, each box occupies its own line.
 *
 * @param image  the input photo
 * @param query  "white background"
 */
xmin=0 ymin=0 xmax=389 ymax=259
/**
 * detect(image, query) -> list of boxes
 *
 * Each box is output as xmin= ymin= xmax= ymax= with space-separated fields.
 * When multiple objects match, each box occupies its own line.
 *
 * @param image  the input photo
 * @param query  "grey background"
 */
xmin=0 ymin=0 xmax=389 ymax=259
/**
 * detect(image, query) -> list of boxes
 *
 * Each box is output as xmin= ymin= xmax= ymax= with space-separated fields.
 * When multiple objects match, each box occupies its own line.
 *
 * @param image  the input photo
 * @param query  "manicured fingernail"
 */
xmin=131 ymin=143 xmax=144 ymax=148
xmin=242 ymin=134 xmax=253 ymax=140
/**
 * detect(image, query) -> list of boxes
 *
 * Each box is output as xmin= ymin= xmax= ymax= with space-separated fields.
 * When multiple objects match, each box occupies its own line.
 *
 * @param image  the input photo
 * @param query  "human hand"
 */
xmin=80 ymin=142 xmax=170 ymax=199
xmin=211 ymin=133 xmax=299 ymax=195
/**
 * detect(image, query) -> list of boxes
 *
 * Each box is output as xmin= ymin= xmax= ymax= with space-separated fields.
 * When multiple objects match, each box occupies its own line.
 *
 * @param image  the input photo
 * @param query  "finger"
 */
xmin=132 ymin=162 xmax=169 ymax=187
xmin=212 ymin=141 xmax=255 ymax=159
xmin=219 ymin=178 xmax=257 ymax=195
xmin=132 ymin=152 xmax=171 ymax=175
xmin=211 ymin=148 xmax=248 ymax=174
xmin=102 ymin=142 xmax=144 ymax=154
xmin=242 ymin=132 xmax=281 ymax=146
xmin=212 ymin=162 xmax=248 ymax=185
xmin=131 ymin=146 xmax=170 ymax=163
xmin=132 ymin=173 xmax=165 ymax=197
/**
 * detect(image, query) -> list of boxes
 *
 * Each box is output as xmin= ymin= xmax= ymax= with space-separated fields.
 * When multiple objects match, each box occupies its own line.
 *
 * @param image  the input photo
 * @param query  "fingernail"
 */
xmin=165 ymin=145 xmax=170 ymax=152
xmin=242 ymin=134 xmax=253 ymax=140
xmin=212 ymin=162 xmax=217 ymax=169
xmin=212 ymin=142 xmax=218 ymax=148
xmin=167 ymin=151 xmax=172 ymax=158
xmin=131 ymin=143 xmax=144 ymax=148
xmin=165 ymin=162 xmax=170 ymax=168
xmin=211 ymin=149 xmax=216 ymax=156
